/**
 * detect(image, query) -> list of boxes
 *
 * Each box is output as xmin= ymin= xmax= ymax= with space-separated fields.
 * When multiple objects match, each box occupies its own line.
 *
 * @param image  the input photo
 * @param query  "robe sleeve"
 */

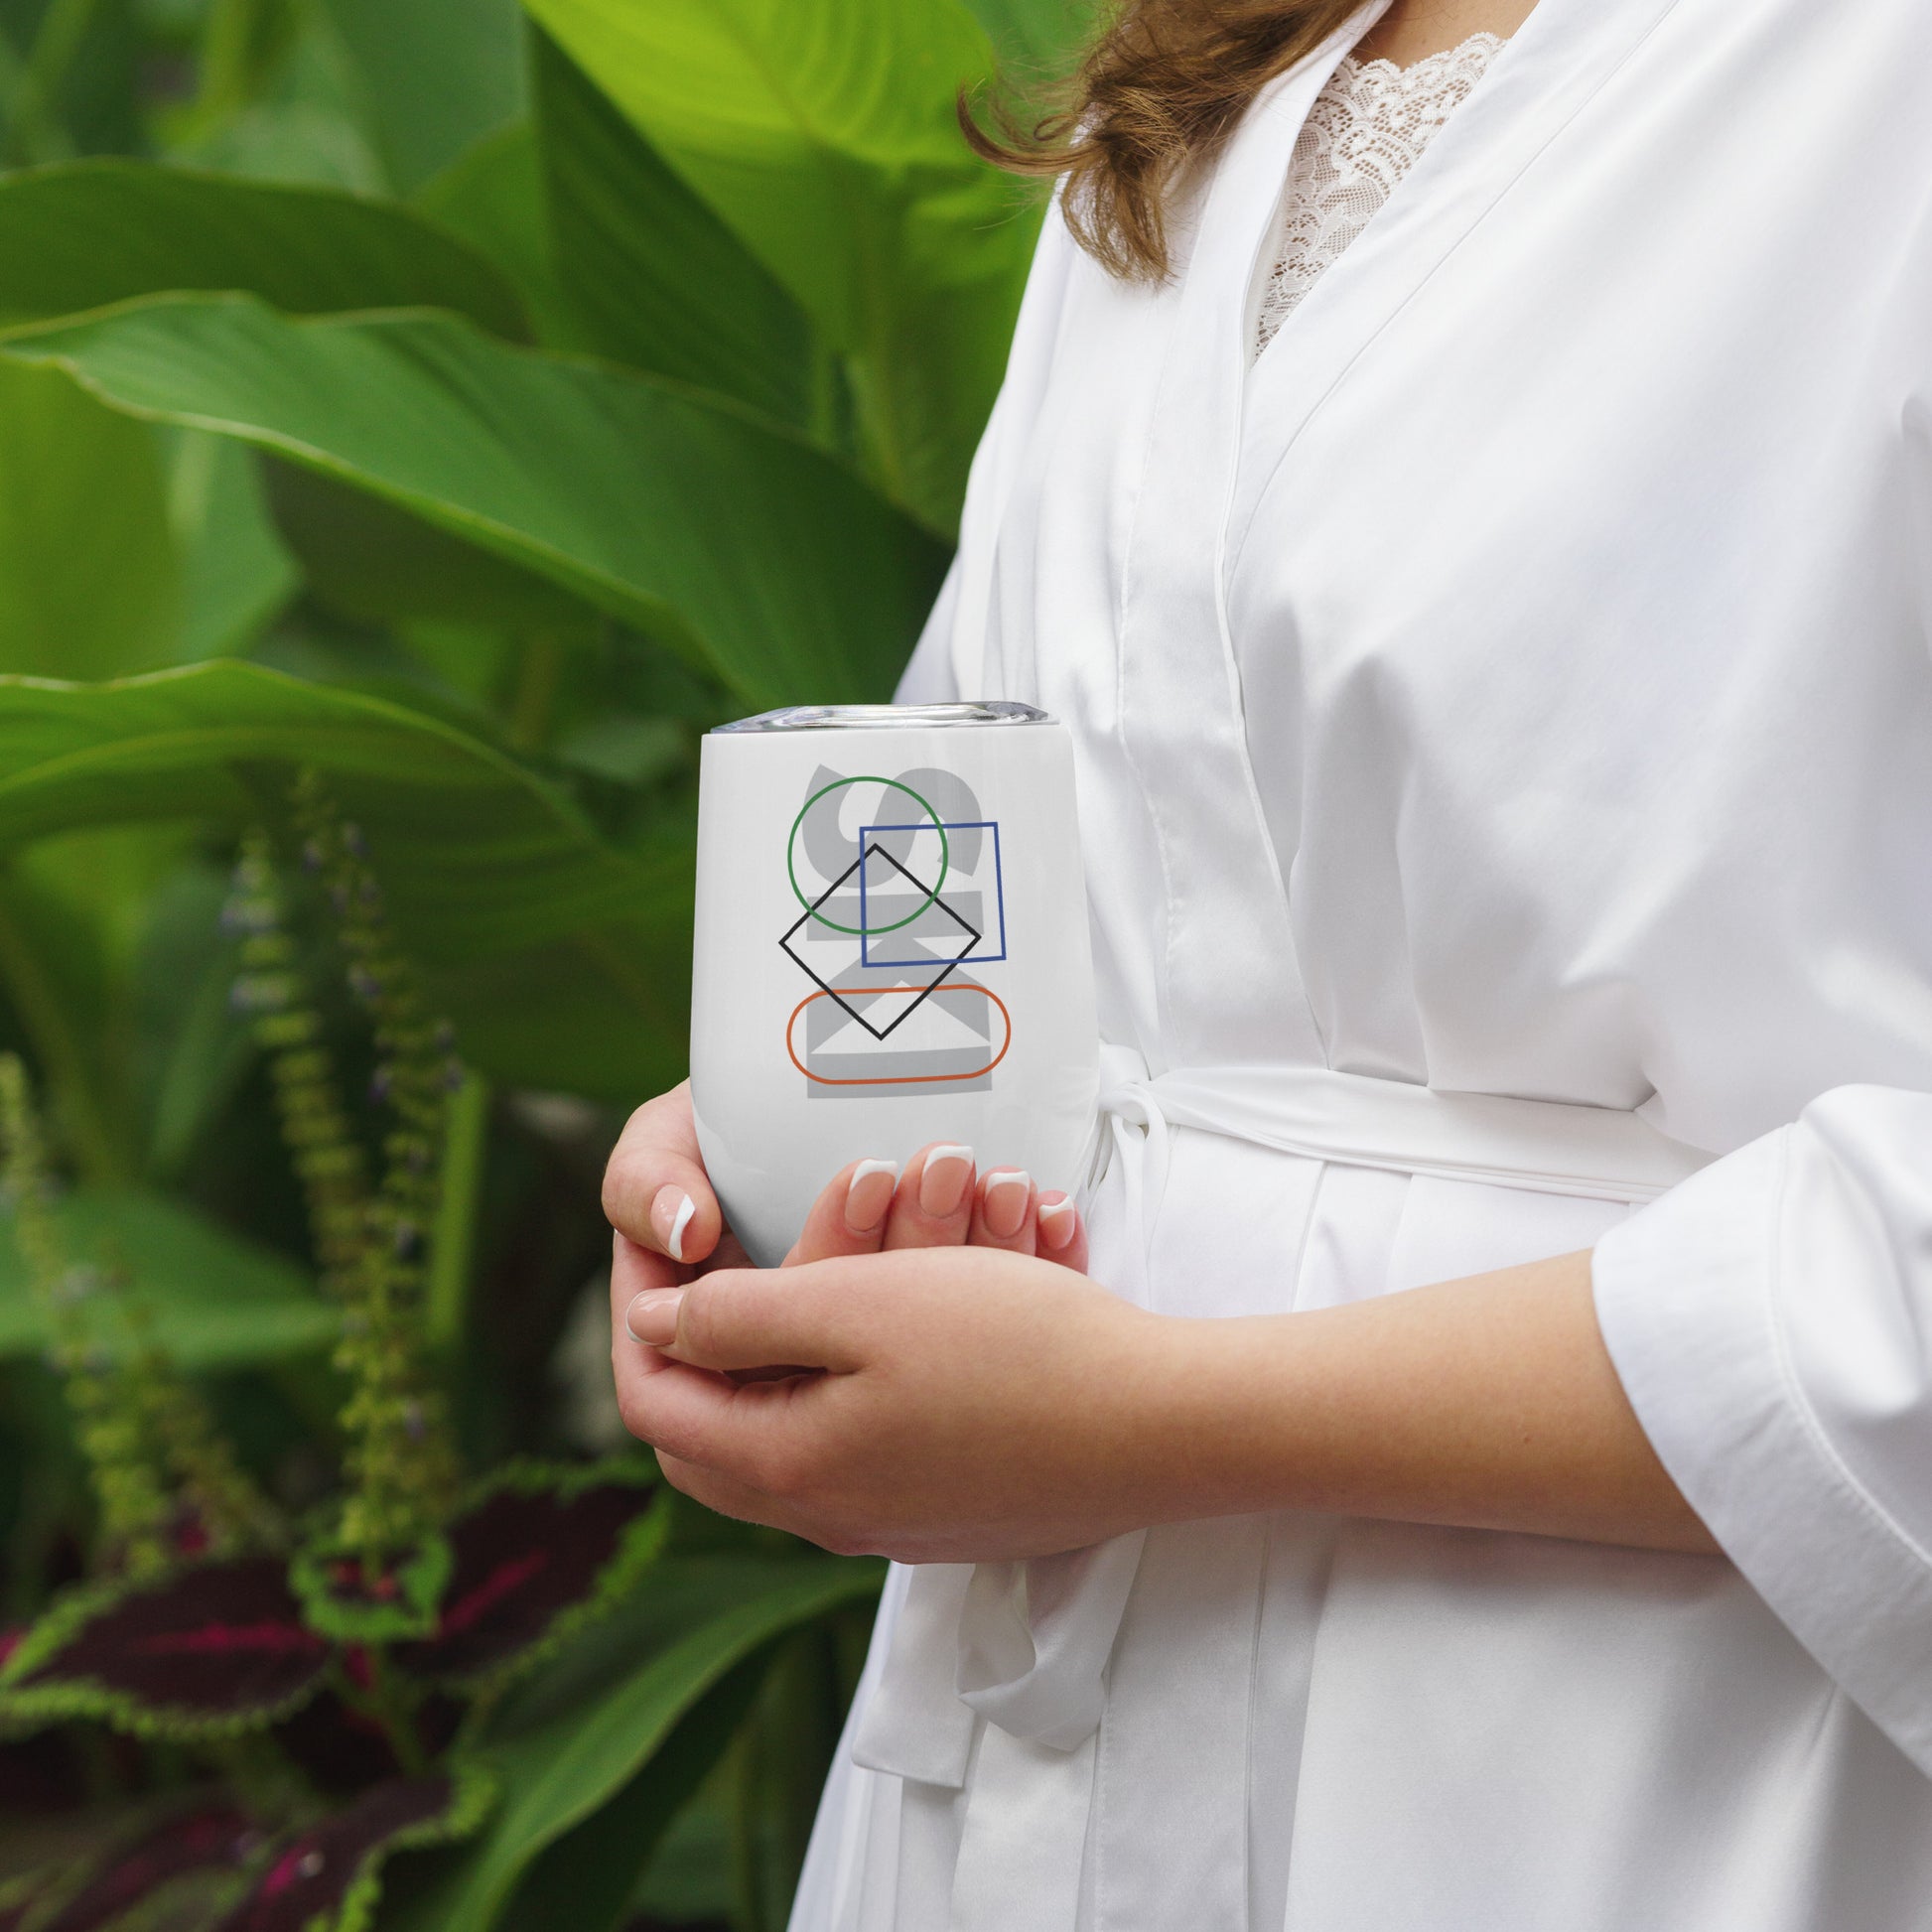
xmin=890 ymin=195 xmax=1080 ymax=708
xmin=894 ymin=552 xmax=963 ymax=704
xmin=1592 ymin=1084 xmax=1932 ymax=1775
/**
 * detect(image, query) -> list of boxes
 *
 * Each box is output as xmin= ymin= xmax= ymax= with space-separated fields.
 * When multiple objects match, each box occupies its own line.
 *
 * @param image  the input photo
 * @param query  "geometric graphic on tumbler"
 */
xmin=777 ymin=765 xmax=1012 ymax=1097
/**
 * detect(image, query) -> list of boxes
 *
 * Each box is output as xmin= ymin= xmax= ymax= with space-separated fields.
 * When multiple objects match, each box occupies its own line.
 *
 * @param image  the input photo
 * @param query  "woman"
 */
xmin=604 ymin=0 xmax=1932 ymax=1924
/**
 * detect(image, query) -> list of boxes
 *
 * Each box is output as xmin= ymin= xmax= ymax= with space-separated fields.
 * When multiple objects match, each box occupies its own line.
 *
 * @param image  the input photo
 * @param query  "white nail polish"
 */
xmin=983 ymin=1169 xmax=1032 ymax=1237
xmin=918 ymin=1145 xmax=975 ymax=1218
xmin=666 ymin=1191 xmax=696 ymax=1264
xmin=1037 ymin=1197 xmax=1076 ymax=1248
xmin=849 ymin=1158 xmax=900 ymax=1190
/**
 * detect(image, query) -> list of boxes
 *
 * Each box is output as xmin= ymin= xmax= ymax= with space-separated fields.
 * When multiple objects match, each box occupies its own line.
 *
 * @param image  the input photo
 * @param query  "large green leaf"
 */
xmin=2 ymin=294 xmax=943 ymax=707
xmin=494 ymin=1658 xmax=764 ymax=1932
xmin=0 ymin=160 xmax=529 ymax=338
xmin=403 ymin=1558 xmax=882 ymax=1932
xmin=170 ymin=11 xmax=388 ymax=200
xmin=0 ymin=361 xmax=179 ymax=680
xmin=532 ymin=29 xmax=816 ymax=428
xmin=260 ymin=459 xmax=602 ymax=638
xmin=321 ymin=0 xmax=525 ymax=194
xmin=169 ymin=433 xmax=300 ymax=662
xmin=0 ymin=661 xmax=694 ymax=1104
xmin=0 ymin=1185 xmax=335 ymax=1367
xmin=521 ymin=0 xmax=1039 ymax=533
xmin=964 ymin=0 xmax=1095 ymax=71
xmin=416 ymin=121 xmax=582 ymax=350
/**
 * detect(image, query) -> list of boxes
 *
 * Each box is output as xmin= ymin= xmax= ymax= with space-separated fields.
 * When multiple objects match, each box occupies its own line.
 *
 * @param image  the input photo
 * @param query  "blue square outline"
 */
xmin=858 ymin=819 xmax=1006 ymax=968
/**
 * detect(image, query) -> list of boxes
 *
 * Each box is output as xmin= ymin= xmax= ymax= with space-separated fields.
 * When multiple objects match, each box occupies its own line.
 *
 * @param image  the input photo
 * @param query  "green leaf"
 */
xmin=521 ymin=0 xmax=1039 ymax=532
xmin=416 ymin=122 xmax=582 ymax=351
xmin=0 ymin=660 xmax=693 ymax=1104
xmin=0 ymin=826 xmax=210 ymax=1185
xmin=289 ymin=1531 xmax=453 ymax=1645
xmin=170 ymin=434 xmax=300 ymax=662
xmin=495 ymin=1658 xmax=763 ymax=1932
xmin=0 ymin=160 xmax=530 ymax=339
xmin=0 ymin=1186 xmax=336 ymax=1368
xmin=320 ymin=0 xmax=525 ymax=194
xmin=0 ymin=361 xmax=179 ymax=681
xmin=404 ymin=1558 xmax=882 ymax=1932
xmin=963 ymin=0 xmax=1095 ymax=71
xmin=1 ymin=294 xmax=943 ymax=707
xmin=260 ymin=458 xmax=601 ymax=638
xmin=169 ymin=1 xmax=385 ymax=196
xmin=532 ymin=29 xmax=817 ymax=428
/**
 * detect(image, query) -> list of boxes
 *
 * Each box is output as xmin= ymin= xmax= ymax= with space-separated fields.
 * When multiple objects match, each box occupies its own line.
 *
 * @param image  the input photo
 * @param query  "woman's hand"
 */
xmin=613 ymin=1238 xmax=1722 ymax=1564
xmin=616 ymin=1244 xmax=1166 ymax=1563
xmin=603 ymin=1085 xmax=1091 ymax=1479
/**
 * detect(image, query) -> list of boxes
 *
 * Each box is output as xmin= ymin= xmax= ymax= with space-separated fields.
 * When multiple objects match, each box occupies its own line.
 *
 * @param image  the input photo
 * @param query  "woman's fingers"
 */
xmin=783 ymin=1157 xmax=901 ymax=1266
xmin=602 ymin=1081 xmax=723 ymax=1265
xmin=880 ymin=1142 xmax=977 ymax=1248
xmin=623 ymin=1263 xmax=865 ymax=1379
xmin=1035 ymin=1192 xmax=1089 ymax=1273
xmin=967 ymin=1168 xmax=1037 ymax=1254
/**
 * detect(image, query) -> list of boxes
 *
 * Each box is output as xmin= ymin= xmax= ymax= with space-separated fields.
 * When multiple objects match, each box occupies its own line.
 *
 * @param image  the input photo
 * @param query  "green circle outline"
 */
xmin=787 ymin=775 xmax=950 ymax=936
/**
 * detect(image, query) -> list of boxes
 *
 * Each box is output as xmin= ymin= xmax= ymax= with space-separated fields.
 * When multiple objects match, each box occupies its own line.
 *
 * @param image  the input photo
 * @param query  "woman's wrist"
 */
xmin=1125 ymin=1255 xmax=1718 ymax=1554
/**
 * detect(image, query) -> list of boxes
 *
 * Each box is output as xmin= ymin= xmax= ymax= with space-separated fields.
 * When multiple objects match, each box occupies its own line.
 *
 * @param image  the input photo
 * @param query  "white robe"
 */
xmin=790 ymin=0 xmax=1932 ymax=1924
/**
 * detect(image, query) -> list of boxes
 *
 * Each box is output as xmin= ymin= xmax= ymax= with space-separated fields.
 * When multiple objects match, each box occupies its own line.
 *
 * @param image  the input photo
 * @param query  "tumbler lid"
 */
xmin=713 ymin=702 xmax=1052 ymax=733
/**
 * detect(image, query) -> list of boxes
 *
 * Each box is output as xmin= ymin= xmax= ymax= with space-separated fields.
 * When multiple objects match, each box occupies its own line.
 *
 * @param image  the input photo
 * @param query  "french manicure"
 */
xmin=845 ymin=1158 xmax=900 ymax=1233
xmin=625 ymin=1287 xmax=684 ymax=1346
xmin=1037 ymin=1195 xmax=1077 ymax=1251
xmin=652 ymin=1185 xmax=696 ymax=1263
xmin=919 ymin=1144 xmax=974 ymax=1218
xmin=983 ymin=1169 xmax=1031 ymax=1239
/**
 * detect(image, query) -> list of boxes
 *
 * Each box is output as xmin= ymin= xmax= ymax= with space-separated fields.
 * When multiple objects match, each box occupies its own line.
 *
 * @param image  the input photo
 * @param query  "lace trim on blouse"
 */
xmin=1256 ymin=33 xmax=1505 ymax=355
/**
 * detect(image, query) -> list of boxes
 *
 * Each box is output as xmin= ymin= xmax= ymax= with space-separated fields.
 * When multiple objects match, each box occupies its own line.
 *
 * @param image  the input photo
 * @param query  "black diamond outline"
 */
xmin=779 ymin=841 xmax=983 ymax=1042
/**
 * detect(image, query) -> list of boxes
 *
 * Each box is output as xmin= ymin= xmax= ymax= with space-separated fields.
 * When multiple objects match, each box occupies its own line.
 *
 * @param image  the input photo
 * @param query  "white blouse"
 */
xmin=1257 ymin=34 xmax=1505 ymax=353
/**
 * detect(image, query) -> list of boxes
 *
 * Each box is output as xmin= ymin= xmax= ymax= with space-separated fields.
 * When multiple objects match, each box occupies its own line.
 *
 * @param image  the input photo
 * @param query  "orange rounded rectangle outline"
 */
xmin=785 ymin=984 xmax=1013 ymax=1086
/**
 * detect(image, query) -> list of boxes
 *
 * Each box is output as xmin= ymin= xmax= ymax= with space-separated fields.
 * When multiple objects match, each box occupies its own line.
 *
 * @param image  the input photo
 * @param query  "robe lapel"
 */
xmin=1114 ymin=15 xmax=1376 ymax=1075
xmin=1230 ymin=0 xmax=1689 ymax=566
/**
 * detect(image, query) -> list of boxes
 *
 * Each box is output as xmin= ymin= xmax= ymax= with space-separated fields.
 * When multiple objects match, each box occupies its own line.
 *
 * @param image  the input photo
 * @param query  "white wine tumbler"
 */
xmin=689 ymin=703 xmax=1099 ymax=1267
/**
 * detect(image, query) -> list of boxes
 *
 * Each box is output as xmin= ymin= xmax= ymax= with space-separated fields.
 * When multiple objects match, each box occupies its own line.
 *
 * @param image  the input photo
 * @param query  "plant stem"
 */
xmin=361 ymin=1647 xmax=430 ymax=1777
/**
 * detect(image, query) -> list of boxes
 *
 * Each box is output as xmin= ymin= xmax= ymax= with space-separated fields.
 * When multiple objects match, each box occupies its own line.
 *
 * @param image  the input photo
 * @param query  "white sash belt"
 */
xmin=851 ymin=1048 xmax=1714 ymax=1789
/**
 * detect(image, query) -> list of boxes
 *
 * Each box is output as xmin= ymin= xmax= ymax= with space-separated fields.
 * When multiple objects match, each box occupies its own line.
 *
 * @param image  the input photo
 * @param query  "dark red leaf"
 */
xmin=391 ymin=1472 xmax=658 ymax=1687
xmin=40 ymin=1805 xmax=264 ymax=1932
xmin=4 ymin=1559 xmax=329 ymax=1734
xmin=212 ymin=1776 xmax=482 ymax=1932
xmin=272 ymin=1690 xmax=404 ymax=1795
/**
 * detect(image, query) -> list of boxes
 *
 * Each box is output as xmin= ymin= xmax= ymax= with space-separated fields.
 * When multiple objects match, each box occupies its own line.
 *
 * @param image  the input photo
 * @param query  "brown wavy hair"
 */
xmin=964 ymin=0 xmax=1363 ymax=282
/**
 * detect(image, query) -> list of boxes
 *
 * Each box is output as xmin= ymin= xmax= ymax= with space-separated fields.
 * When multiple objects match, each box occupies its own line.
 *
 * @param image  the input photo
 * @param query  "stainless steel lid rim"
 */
xmin=713 ymin=702 xmax=1053 ymax=734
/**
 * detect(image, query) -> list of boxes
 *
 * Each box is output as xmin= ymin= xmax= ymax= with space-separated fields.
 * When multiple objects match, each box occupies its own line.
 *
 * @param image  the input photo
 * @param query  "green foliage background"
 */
xmin=0 ymin=0 xmax=1087 ymax=1925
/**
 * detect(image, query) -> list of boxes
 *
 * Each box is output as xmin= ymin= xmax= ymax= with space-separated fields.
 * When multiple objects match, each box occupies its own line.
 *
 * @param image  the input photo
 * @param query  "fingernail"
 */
xmin=846 ymin=1159 xmax=899 ymax=1233
xmin=983 ymin=1169 xmax=1031 ymax=1239
xmin=625 ymin=1288 xmax=684 ymax=1346
xmin=919 ymin=1145 xmax=974 ymax=1218
xmin=1037 ymin=1195 xmax=1077 ymax=1251
xmin=652 ymin=1185 xmax=695 ymax=1263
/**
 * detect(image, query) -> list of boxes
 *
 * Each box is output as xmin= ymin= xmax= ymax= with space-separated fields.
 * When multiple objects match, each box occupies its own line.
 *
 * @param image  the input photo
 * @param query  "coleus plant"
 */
xmin=0 ymin=773 xmax=668 ymax=1932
